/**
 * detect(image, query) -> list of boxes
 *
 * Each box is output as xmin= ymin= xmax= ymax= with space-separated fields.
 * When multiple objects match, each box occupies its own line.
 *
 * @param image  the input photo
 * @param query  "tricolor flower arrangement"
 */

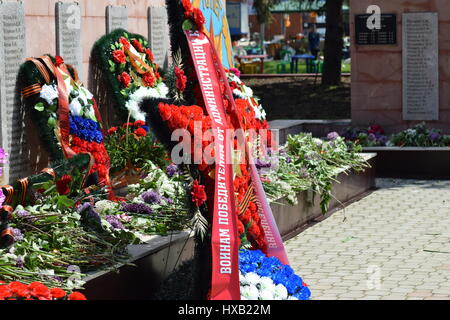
xmin=19 ymin=55 xmax=111 ymax=189
xmin=106 ymin=31 xmax=169 ymax=121
xmin=239 ymin=249 xmax=311 ymax=300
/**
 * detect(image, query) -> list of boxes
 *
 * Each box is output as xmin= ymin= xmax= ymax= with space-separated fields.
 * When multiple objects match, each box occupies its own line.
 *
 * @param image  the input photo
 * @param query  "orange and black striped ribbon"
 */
xmin=2 ymin=185 xmax=14 ymax=205
xmin=41 ymin=167 xmax=56 ymax=179
xmin=1 ymin=205 xmax=13 ymax=221
xmin=239 ymin=185 xmax=257 ymax=216
xmin=25 ymin=57 xmax=52 ymax=84
xmin=18 ymin=178 xmax=29 ymax=206
xmin=21 ymin=83 xmax=42 ymax=98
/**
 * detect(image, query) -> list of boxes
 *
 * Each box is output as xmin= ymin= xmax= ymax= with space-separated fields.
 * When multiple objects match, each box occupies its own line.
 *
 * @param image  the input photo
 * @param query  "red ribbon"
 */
xmin=185 ymin=30 xmax=241 ymax=300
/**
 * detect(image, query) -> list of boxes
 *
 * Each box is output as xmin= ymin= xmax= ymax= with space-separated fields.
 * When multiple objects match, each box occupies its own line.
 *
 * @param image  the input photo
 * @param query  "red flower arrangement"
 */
xmin=119 ymin=36 xmax=131 ymax=50
xmin=70 ymin=136 xmax=110 ymax=186
xmin=0 ymin=281 xmax=86 ymax=300
xmin=191 ymin=179 xmax=207 ymax=207
xmin=112 ymin=49 xmax=127 ymax=64
xmin=131 ymin=39 xmax=144 ymax=53
xmin=146 ymin=48 xmax=154 ymax=62
xmin=182 ymin=0 xmax=205 ymax=32
xmin=107 ymin=127 xmax=118 ymax=136
xmin=55 ymin=56 xmax=64 ymax=67
xmin=56 ymin=174 xmax=72 ymax=196
xmin=143 ymin=72 xmax=156 ymax=87
xmin=134 ymin=127 xmax=147 ymax=137
xmin=118 ymin=72 xmax=132 ymax=88
xmin=175 ymin=66 xmax=187 ymax=92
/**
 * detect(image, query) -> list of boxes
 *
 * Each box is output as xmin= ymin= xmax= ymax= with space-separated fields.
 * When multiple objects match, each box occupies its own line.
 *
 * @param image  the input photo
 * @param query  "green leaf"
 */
xmin=56 ymin=196 xmax=75 ymax=210
xmin=34 ymin=102 xmax=45 ymax=112
xmin=47 ymin=117 xmax=57 ymax=127
xmin=182 ymin=19 xmax=194 ymax=31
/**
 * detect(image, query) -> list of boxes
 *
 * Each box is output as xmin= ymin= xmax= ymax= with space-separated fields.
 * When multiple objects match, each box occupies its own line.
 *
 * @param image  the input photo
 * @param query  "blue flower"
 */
xmin=70 ymin=115 xmax=104 ymax=143
xmin=142 ymin=126 xmax=150 ymax=132
xmin=293 ymin=286 xmax=311 ymax=300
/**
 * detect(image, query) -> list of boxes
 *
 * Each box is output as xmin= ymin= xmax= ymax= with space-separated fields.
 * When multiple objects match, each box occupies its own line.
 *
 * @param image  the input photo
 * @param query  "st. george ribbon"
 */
xmin=185 ymin=29 xmax=289 ymax=300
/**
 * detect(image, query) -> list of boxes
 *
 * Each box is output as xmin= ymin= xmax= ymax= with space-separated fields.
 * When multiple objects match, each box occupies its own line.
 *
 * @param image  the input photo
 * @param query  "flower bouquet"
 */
xmin=91 ymin=29 xmax=171 ymax=124
xmin=18 ymin=55 xmax=112 ymax=194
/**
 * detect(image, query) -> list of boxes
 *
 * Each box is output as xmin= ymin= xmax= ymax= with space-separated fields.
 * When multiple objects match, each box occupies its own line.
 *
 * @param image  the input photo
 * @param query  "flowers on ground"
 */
xmin=0 ymin=281 xmax=87 ymax=300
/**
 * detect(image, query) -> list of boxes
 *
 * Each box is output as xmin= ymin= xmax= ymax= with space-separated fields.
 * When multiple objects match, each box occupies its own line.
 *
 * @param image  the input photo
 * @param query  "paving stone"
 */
xmin=286 ymin=179 xmax=449 ymax=300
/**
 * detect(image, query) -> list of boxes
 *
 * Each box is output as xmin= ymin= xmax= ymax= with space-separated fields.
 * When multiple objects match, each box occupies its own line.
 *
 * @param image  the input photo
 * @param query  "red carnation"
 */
xmin=56 ymin=175 xmax=72 ymax=196
xmin=142 ymin=72 xmax=156 ymax=87
xmin=146 ymin=48 xmax=154 ymax=62
xmin=118 ymin=72 xmax=131 ymax=88
xmin=192 ymin=8 xmax=205 ymax=30
xmin=175 ymin=66 xmax=187 ymax=92
xmin=191 ymin=179 xmax=207 ymax=207
xmin=50 ymin=288 xmax=66 ymax=299
xmin=237 ymin=219 xmax=245 ymax=235
xmin=8 ymin=282 xmax=30 ymax=299
xmin=132 ymin=39 xmax=144 ymax=53
xmin=112 ymin=49 xmax=127 ymax=64
xmin=159 ymin=103 xmax=173 ymax=121
xmin=122 ymin=122 xmax=134 ymax=128
xmin=55 ymin=56 xmax=64 ymax=67
xmin=28 ymin=282 xmax=51 ymax=300
xmin=68 ymin=292 xmax=87 ymax=300
xmin=107 ymin=127 xmax=118 ymax=135
xmin=119 ymin=36 xmax=131 ymax=50
xmin=182 ymin=0 xmax=192 ymax=11
xmin=134 ymin=127 xmax=147 ymax=137
xmin=134 ymin=120 xmax=145 ymax=127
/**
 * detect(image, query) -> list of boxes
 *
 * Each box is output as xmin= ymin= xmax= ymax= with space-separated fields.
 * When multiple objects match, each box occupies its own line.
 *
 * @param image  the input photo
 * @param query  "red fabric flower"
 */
xmin=107 ymin=127 xmax=118 ymax=136
xmin=119 ymin=36 xmax=131 ymax=50
xmin=55 ymin=56 xmax=64 ymax=67
xmin=7 ymin=282 xmax=30 ymax=299
xmin=175 ymin=66 xmax=187 ymax=92
xmin=68 ymin=292 xmax=87 ymax=300
xmin=118 ymin=72 xmax=131 ymax=88
xmin=134 ymin=127 xmax=147 ymax=137
xmin=132 ymin=39 xmax=144 ymax=53
xmin=159 ymin=103 xmax=173 ymax=121
xmin=50 ymin=288 xmax=66 ymax=299
xmin=112 ymin=50 xmax=127 ymax=64
xmin=192 ymin=8 xmax=205 ymax=30
xmin=122 ymin=122 xmax=134 ymax=128
xmin=146 ymin=48 xmax=154 ymax=62
xmin=134 ymin=120 xmax=145 ymax=127
xmin=182 ymin=0 xmax=192 ymax=11
xmin=142 ymin=72 xmax=156 ymax=87
xmin=191 ymin=179 xmax=207 ymax=207
xmin=56 ymin=175 xmax=72 ymax=196
xmin=28 ymin=282 xmax=51 ymax=300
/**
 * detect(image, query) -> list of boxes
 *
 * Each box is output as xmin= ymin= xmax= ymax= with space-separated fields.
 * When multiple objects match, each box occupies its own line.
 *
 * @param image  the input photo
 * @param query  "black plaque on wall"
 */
xmin=355 ymin=14 xmax=397 ymax=45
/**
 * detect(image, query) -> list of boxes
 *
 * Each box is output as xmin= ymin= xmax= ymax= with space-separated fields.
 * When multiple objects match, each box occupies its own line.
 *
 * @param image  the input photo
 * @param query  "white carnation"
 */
xmin=40 ymin=84 xmax=59 ymax=105
xmin=241 ymin=285 xmax=260 ymax=300
xmin=233 ymin=88 xmax=246 ymax=99
xmin=274 ymin=284 xmax=288 ymax=300
xmin=259 ymin=277 xmax=275 ymax=291
xmin=94 ymin=200 xmax=118 ymax=214
xmin=259 ymin=289 xmax=274 ymax=300
xmin=244 ymin=272 xmax=261 ymax=286
xmin=69 ymin=99 xmax=82 ymax=116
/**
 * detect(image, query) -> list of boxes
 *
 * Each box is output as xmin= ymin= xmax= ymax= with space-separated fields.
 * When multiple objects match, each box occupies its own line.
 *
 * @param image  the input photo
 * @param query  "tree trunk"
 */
xmin=322 ymin=0 xmax=344 ymax=85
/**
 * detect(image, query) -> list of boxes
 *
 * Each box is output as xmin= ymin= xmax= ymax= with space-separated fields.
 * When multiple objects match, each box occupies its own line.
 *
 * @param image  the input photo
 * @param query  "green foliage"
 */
xmin=261 ymin=133 xmax=368 ymax=213
xmin=104 ymin=124 xmax=170 ymax=174
xmin=390 ymin=122 xmax=450 ymax=147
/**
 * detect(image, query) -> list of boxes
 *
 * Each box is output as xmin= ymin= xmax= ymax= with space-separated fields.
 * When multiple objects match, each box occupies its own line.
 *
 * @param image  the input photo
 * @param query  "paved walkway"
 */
xmin=286 ymin=179 xmax=450 ymax=300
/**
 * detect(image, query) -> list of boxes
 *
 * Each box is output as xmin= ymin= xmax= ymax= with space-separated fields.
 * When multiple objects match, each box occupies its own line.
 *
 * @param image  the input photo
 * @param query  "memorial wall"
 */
xmin=350 ymin=0 xmax=450 ymax=133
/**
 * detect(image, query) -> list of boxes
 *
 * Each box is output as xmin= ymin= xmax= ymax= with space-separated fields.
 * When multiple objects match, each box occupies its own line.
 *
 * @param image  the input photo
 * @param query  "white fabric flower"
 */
xmin=85 ymin=106 xmax=97 ymax=121
xmin=259 ymin=277 xmax=275 ymax=291
xmin=40 ymin=84 xmax=59 ymax=105
xmin=233 ymin=88 xmax=246 ymax=99
xmin=69 ymin=99 xmax=82 ymax=116
xmin=274 ymin=284 xmax=288 ymax=300
xmin=244 ymin=272 xmax=261 ymax=286
xmin=259 ymin=289 xmax=274 ymax=300
xmin=241 ymin=285 xmax=260 ymax=300
xmin=124 ymin=83 xmax=169 ymax=121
